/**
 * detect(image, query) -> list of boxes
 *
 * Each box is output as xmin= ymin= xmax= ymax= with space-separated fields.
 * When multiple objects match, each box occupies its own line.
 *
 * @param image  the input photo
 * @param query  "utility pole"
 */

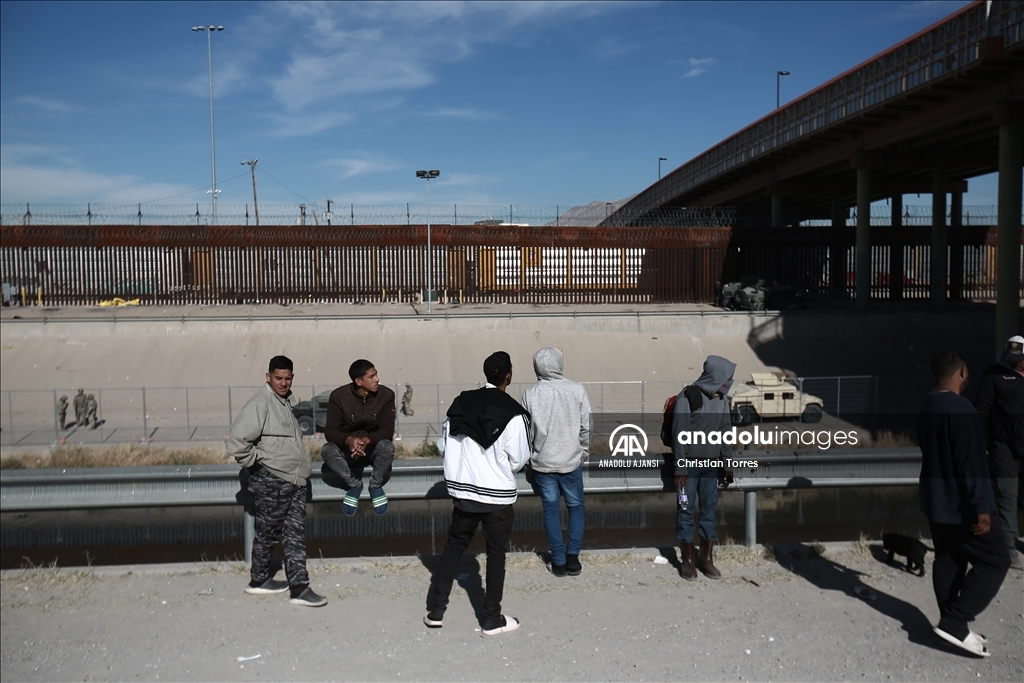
xmin=240 ymin=159 xmax=259 ymax=226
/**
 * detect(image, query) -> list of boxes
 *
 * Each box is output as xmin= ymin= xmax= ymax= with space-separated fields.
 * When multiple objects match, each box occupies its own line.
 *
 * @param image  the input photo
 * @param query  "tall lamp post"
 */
xmin=193 ymin=25 xmax=224 ymax=224
xmin=776 ymin=70 xmax=790 ymax=109
xmin=416 ymin=170 xmax=440 ymax=314
xmin=658 ymin=157 xmax=667 ymax=180
xmin=240 ymin=159 xmax=259 ymax=226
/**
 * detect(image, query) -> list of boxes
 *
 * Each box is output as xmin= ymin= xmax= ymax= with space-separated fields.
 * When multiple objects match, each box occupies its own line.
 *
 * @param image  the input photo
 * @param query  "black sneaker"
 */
xmin=245 ymin=578 xmax=289 ymax=595
xmin=566 ymin=554 xmax=582 ymax=576
xmin=548 ymin=562 xmax=567 ymax=577
xmin=289 ymin=586 xmax=328 ymax=607
xmin=423 ymin=611 xmax=444 ymax=628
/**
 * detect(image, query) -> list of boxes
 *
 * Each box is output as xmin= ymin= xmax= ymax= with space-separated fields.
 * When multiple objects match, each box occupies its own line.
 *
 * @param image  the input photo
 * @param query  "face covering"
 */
xmin=719 ymin=380 xmax=733 ymax=396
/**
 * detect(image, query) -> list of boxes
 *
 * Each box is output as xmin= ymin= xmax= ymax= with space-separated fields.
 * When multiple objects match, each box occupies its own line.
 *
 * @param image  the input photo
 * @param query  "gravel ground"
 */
xmin=2 ymin=544 xmax=1021 ymax=682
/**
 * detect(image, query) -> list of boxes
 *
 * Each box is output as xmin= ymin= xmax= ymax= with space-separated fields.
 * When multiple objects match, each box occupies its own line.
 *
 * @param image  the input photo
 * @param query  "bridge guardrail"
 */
xmin=0 ymin=447 xmax=921 ymax=557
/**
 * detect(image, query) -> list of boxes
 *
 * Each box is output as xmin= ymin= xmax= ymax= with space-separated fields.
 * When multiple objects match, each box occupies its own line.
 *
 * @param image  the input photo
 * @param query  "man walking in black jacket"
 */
xmin=918 ymin=350 xmax=1010 ymax=657
xmin=974 ymin=335 xmax=1024 ymax=571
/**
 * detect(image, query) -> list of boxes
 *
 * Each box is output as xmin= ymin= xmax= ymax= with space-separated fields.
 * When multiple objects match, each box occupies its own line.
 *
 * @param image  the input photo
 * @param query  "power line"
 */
xmin=140 ymin=171 xmax=248 ymax=204
xmin=257 ymin=165 xmax=313 ymax=204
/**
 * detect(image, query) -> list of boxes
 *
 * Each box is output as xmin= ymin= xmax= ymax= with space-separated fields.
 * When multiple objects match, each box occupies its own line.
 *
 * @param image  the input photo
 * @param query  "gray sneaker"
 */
xmin=1009 ymin=550 xmax=1023 ymax=571
xmin=289 ymin=587 xmax=328 ymax=607
xmin=245 ymin=578 xmax=289 ymax=595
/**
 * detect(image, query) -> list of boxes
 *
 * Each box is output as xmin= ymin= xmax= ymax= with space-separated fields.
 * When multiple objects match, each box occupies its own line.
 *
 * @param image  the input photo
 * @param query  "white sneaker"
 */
xmin=482 ymin=616 xmax=520 ymax=636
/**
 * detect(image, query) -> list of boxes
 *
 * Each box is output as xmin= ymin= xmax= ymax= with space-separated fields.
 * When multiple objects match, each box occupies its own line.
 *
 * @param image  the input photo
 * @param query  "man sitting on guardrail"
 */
xmin=672 ymin=355 xmax=735 ymax=581
xmin=974 ymin=335 xmax=1024 ymax=572
xmin=226 ymin=355 xmax=327 ymax=608
xmin=322 ymin=359 xmax=396 ymax=516
xmin=522 ymin=347 xmax=592 ymax=578
xmin=918 ymin=350 xmax=1009 ymax=657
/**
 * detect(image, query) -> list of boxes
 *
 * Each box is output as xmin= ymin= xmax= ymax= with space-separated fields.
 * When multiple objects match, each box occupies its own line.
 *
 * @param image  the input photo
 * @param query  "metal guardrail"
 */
xmin=0 ymin=448 xmax=921 ymax=557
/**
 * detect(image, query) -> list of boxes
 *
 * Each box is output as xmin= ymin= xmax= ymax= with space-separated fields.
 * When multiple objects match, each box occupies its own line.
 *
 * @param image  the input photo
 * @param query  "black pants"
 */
xmin=321 ymin=440 xmax=395 ymax=490
xmin=429 ymin=504 xmax=514 ymax=630
xmin=248 ymin=467 xmax=309 ymax=589
xmin=929 ymin=517 xmax=1011 ymax=640
xmin=988 ymin=442 xmax=1023 ymax=550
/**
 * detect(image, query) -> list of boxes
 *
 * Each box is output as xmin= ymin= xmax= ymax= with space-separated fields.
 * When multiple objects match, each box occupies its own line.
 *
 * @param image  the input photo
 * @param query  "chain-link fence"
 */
xmin=1 ymin=376 xmax=878 ymax=449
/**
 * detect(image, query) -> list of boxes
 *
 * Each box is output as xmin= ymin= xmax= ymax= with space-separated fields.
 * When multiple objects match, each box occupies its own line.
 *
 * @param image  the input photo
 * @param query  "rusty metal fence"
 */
xmin=2 ymin=216 xmax=1018 ymax=306
xmin=0 ymin=224 xmax=730 ymax=306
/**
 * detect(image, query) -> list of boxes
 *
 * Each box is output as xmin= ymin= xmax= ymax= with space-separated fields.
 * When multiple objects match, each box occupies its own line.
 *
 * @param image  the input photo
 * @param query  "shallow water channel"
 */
xmin=0 ymin=487 xmax=931 ymax=569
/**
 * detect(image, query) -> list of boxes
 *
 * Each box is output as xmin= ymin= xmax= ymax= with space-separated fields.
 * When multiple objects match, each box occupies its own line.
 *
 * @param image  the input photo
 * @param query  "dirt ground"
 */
xmin=2 ymin=544 xmax=1021 ymax=682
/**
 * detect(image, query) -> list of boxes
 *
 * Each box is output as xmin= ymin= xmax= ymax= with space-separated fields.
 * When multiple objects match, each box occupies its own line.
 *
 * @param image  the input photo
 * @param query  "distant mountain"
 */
xmin=547 ymin=197 xmax=635 ymax=226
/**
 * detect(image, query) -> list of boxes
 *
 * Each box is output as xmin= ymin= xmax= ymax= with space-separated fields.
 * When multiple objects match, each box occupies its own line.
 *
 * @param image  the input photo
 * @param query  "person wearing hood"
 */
xmin=425 ymin=351 xmax=530 ymax=636
xmin=671 ymin=355 xmax=736 ymax=580
xmin=974 ymin=335 xmax=1024 ymax=571
xmin=522 ymin=347 xmax=592 ymax=577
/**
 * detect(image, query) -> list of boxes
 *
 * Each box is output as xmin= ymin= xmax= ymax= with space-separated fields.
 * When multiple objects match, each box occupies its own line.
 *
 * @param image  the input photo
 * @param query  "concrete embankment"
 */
xmin=0 ymin=303 xmax=1006 ymax=409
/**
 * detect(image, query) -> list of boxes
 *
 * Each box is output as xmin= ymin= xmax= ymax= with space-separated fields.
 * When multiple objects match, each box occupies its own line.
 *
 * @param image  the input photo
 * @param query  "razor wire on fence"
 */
xmin=1 ymin=377 xmax=878 ymax=450
xmin=1 ymin=203 xmax=999 ymax=228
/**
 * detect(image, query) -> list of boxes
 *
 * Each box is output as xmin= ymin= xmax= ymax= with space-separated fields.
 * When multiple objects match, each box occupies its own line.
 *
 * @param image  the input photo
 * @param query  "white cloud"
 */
xmin=324 ymin=154 xmax=402 ymax=180
xmin=255 ymin=1 xmax=632 ymax=130
xmin=267 ymin=110 xmax=356 ymax=137
xmin=683 ymin=57 xmax=715 ymax=78
xmin=6 ymin=96 xmax=81 ymax=113
xmin=0 ymin=164 xmax=192 ymax=204
xmin=425 ymin=107 xmax=504 ymax=121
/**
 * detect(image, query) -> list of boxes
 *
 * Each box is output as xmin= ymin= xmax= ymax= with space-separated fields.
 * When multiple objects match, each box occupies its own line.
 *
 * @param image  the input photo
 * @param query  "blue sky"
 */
xmin=2 ymin=0 xmax=997 ymax=213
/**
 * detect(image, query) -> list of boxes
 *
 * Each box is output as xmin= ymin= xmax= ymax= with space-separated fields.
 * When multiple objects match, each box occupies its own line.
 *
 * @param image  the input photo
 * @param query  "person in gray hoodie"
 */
xmin=522 ymin=347 xmax=592 ymax=577
xmin=671 ymin=355 xmax=736 ymax=581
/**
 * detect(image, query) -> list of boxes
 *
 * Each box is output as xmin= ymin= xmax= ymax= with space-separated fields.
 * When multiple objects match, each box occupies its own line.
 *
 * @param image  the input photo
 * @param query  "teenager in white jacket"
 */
xmin=425 ymin=351 xmax=529 ymax=636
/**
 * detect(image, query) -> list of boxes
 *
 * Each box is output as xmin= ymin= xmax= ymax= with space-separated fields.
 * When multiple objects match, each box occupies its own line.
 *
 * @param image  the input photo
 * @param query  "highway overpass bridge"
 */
xmin=612 ymin=0 xmax=1023 ymax=346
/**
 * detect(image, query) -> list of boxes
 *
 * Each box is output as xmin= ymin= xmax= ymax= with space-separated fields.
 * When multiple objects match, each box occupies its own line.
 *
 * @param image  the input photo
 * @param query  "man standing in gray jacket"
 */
xmin=672 ymin=355 xmax=735 ymax=581
xmin=522 ymin=347 xmax=592 ymax=577
xmin=226 ymin=356 xmax=326 ymax=607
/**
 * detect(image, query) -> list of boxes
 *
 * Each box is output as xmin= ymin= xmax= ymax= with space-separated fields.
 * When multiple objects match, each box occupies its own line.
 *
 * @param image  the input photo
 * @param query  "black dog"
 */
xmin=882 ymin=533 xmax=929 ymax=576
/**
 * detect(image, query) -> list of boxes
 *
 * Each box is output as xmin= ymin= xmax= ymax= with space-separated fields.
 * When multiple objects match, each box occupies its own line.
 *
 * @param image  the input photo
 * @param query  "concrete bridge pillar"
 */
xmin=771 ymin=193 xmax=785 ymax=228
xmin=831 ymin=195 xmax=847 ymax=300
xmin=856 ymin=167 xmax=871 ymax=309
xmin=994 ymin=103 xmax=1023 ymax=351
xmin=889 ymin=194 xmax=904 ymax=301
xmin=949 ymin=190 xmax=963 ymax=301
xmin=931 ymin=168 xmax=947 ymax=309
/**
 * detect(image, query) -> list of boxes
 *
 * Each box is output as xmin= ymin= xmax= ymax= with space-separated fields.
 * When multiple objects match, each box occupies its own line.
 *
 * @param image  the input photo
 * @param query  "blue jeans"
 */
xmin=534 ymin=467 xmax=585 ymax=566
xmin=675 ymin=467 xmax=719 ymax=544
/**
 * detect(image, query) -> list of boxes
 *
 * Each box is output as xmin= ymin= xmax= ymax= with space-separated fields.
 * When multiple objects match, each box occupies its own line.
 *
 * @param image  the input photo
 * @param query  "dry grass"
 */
xmin=867 ymin=430 xmax=917 ymax=448
xmin=2 ymin=558 xmax=98 ymax=590
xmin=851 ymin=532 xmax=873 ymax=557
xmin=0 ymin=443 xmax=231 ymax=470
xmin=1 ymin=436 xmax=439 ymax=470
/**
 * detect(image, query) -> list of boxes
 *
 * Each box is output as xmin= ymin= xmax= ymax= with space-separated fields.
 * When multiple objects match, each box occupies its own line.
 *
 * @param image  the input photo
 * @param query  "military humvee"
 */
xmin=715 ymin=276 xmax=802 ymax=311
xmin=727 ymin=372 xmax=824 ymax=425
xmin=291 ymin=390 xmax=331 ymax=435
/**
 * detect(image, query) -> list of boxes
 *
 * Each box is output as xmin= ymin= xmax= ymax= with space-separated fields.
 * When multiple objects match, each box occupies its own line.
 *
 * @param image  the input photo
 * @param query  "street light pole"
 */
xmin=416 ymin=170 xmax=440 ymax=315
xmin=776 ymin=70 xmax=790 ymax=109
xmin=193 ymin=25 xmax=224 ymax=224
xmin=240 ymin=160 xmax=259 ymax=226
xmin=658 ymin=157 xmax=667 ymax=180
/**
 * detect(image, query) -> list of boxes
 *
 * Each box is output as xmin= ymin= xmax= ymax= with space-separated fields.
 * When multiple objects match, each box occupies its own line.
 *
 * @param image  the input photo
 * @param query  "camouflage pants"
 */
xmin=248 ymin=467 xmax=309 ymax=588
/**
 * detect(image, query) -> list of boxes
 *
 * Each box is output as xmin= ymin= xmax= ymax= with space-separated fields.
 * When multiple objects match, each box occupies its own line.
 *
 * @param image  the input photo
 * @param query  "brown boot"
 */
xmin=697 ymin=539 xmax=722 ymax=579
xmin=679 ymin=543 xmax=698 ymax=581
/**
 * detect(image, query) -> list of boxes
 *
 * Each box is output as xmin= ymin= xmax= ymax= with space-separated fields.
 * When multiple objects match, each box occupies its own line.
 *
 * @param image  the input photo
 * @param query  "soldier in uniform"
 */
xmin=73 ymin=389 xmax=87 ymax=427
xmin=57 ymin=395 xmax=69 ymax=430
xmin=85 ymin=394 xmax=99 ymax=429
xmin=401 ymin=383 xmax=415 ymax=417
